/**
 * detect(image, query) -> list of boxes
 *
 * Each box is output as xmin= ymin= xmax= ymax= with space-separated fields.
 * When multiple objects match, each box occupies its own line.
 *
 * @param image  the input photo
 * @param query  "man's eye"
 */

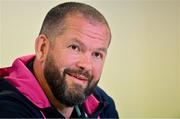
xmin=68 ymin=44 xmax=80 ymax=51
xmin=93 ymin=52 xmax=103 ymax=60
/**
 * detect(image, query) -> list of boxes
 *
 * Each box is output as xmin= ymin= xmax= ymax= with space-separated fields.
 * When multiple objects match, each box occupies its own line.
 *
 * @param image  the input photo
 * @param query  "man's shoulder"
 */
xmin=0 ymin=77 xmax=43 ymax=118
xmin=0 ymin=77 xmax=26 ymax=100
xmin=93 ymin=86 xmax=119 ymax=118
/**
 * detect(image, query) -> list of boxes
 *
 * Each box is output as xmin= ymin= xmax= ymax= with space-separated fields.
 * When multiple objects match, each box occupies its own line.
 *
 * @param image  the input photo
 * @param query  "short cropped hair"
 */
xmin=39 ymin=2 xmax=111 ymax=41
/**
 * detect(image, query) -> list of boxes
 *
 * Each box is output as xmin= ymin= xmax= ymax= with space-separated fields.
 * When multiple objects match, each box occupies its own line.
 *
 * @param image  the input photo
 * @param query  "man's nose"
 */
xmin=76 ymin=54 xmax=92 ymax=71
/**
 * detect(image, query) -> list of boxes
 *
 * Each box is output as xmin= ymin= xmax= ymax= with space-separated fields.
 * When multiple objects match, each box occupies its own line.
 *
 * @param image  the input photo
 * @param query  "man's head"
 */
xmin=39 ymin=2 xmax=111 ymax=43
xmin=35 ymin=2 xmax=111 ymax=107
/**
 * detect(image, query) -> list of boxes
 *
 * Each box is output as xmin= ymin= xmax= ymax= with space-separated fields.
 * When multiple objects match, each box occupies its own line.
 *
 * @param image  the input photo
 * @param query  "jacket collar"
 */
xmin=1 ymin=55 xmax=51 ymax=108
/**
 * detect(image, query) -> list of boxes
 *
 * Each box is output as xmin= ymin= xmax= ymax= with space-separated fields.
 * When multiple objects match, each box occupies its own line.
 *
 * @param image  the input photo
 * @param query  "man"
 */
xmin=0 ymin=2 xmax=119 ymax=118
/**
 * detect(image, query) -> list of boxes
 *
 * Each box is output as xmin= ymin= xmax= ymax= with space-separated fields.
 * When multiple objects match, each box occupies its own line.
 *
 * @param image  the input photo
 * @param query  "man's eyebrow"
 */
xmin=97 ymin=48 xmax=107 ymax=54
xmin=70 ymin=38 xmax=85 ymax=47
xmin=71 ymin=38 xmax=107 ymax=53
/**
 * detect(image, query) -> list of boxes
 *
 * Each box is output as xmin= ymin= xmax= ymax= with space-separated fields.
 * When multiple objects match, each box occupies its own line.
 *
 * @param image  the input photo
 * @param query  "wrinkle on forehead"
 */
xmin=66 ymin=20 xmax=110 ymax=43
xmin=68 ymin=25 xmax=109 ymax=42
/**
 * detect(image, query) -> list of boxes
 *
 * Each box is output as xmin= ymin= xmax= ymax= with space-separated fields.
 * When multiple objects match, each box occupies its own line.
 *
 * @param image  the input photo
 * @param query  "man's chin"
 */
xmin=58 ymin=91 xmax=86 ymax=107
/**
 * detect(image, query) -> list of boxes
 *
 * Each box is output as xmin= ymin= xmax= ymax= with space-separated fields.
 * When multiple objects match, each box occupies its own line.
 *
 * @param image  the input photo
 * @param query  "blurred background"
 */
xmin=0 ymin=0 xmax=180 ymax=118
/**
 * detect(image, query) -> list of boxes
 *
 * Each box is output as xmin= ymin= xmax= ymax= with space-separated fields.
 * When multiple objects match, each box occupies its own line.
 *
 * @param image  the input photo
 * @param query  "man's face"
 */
xmin=44 ymin=15 xmax=110 ymax=107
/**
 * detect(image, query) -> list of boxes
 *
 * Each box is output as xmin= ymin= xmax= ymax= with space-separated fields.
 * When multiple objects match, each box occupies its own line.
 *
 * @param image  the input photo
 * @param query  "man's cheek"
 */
xmin=93 ymin=68 xmax=103 ymax=79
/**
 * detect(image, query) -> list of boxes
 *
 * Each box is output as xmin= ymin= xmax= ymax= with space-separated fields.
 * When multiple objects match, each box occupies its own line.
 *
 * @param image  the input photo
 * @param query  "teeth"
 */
xmin=76 ymin=75 xmax=83 ymax=79
xmin=75 ymin=74 xmax=87 ymax=80
xmin=68 ymin=73 xmax=87 ymax=80
xmin=77 ymin=75 xmax=80 ymax=78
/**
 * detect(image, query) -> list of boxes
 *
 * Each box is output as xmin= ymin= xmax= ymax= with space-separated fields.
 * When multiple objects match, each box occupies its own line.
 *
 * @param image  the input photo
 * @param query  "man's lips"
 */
xmin=66 ymin=72 xmax=88 ymax=81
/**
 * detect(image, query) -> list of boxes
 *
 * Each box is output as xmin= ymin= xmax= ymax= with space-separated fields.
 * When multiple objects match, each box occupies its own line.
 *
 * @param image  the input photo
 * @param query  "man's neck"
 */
xmin=33 ymin=59 xmax=74 ymax=118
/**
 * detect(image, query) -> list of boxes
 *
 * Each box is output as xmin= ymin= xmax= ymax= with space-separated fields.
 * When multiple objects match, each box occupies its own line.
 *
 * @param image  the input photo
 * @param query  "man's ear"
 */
xmin=35 ymin=34 xmax=50 ymax=62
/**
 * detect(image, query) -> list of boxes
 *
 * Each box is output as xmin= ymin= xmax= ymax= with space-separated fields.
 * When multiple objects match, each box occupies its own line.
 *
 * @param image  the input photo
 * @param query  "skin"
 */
xmin=33 ymin=13 xmax=111 ymax=118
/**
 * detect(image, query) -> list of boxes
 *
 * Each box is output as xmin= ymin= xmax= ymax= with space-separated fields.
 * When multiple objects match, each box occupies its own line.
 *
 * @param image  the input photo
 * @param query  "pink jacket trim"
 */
xmin=2 ymin=55 xmax=50 ymax=108
xmin=84 ymin=94 xmax=99 ymax=115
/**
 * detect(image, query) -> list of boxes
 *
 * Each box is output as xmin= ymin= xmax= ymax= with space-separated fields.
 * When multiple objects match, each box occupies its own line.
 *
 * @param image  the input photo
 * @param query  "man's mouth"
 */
xmin=66 ymin=72 xmax=88 ymax=81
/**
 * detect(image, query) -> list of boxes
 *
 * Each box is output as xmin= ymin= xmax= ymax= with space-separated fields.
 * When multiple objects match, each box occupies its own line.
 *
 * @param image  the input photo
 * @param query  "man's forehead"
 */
xmin=64 ymin=15 xmax=110 ymax=38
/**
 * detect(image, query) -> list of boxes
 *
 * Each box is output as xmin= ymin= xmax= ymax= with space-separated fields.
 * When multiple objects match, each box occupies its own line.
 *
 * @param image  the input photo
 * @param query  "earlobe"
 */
xmin=35 ymin=34 xmax=49 ymax=62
